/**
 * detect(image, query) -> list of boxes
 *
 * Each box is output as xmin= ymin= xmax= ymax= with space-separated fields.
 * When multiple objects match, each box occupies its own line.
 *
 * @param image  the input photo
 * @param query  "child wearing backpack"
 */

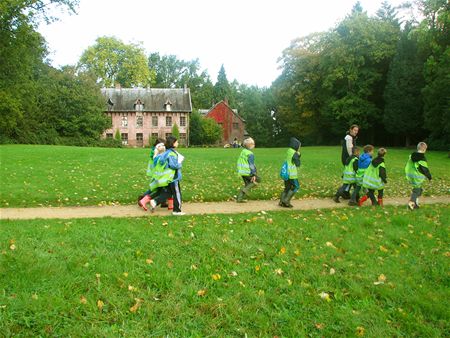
xmin=236 ymin=137 xmax=261 ymax=202
xmin=279 ymin=137 xmax=301 ymax=208
xmin=360 ymin=148 xmax=387 ymax=206
xmin=348 ymin=144 xmax=374 ymax=206
xmin=405 ymin=142 xmax=432 ymax=210
xmin=333 ymin=147 xmax=359 ymax=203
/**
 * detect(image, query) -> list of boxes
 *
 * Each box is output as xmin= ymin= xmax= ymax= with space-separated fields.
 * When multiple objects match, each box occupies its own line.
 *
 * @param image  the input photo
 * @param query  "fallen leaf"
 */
xmin=129 ymin=298 xmax=143 ymax=313
xmin=146 ymin=258 xmax=154 ymax=264
xmin=356 ymin=326 xmax=365 ymax=336
xmin=379 ymin=245 xmax=388 ymax=252
xmin=212 ymin=274 xmax=221 ymax=281
xmin=329 ymin=268 xmax=336 ymax=275
xmin=97 ymin=300 xmax=104 ymax=311
xmin=279 ymin=247 xmax=286 ymax=255
xmin=80 ymin=296 xmax=87 ymax=304
xmin=31 ymin=293 xmax=38 ymax=300
xmin=274 ymin=268 xmax=284 ymax=275
xmin=197 ymin=289 xmax=207 ymax=297
xmin=319 ymin=292 xmax=331 ymax=302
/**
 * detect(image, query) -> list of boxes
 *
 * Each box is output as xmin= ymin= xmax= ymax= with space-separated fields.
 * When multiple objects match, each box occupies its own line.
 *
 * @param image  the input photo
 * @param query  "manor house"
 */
xmin=102 ymin=86 xmax=192 ymax=147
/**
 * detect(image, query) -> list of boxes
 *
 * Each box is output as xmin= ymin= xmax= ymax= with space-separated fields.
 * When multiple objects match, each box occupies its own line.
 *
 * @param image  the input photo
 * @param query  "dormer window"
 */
xmin=107 ymin=98 xmax=114 ymax=111
xmin=134 ymin=99 xmax=144 ymax=111
xmin=164 ymin=100 xmax=172 ymax=111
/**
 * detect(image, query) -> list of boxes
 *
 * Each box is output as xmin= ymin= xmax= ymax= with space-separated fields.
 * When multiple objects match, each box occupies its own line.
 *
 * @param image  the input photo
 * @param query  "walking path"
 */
xmin=1 ymin=196 xmax=449 ymax=220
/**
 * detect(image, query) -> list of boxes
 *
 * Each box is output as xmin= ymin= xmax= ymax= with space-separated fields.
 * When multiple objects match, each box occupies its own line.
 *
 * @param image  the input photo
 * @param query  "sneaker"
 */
xmin=333 ymin=196 xmax=340 ymax=203
xmin=348 ymin=200 xmax=358 ymax=206
xmin=408 ymin=201 xmax=415 ymax=211
xmin=172 ymin=211 xmax=186 ymax=216
xmin=149 ymin=199 xmax=157 ymax=212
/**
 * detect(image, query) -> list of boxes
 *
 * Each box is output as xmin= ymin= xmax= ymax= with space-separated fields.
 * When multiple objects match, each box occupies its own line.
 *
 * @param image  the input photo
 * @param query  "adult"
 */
xmin=341 ymin=124 xmax=359 ymax=166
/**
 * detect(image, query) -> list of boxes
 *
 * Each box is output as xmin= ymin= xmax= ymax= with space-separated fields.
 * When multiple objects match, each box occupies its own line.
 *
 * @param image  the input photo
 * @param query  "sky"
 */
xmin=38 ymin=0 xmax=405 ymax=87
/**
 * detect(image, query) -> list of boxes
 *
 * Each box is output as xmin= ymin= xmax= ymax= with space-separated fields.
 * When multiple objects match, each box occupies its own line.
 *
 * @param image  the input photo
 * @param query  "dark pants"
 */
xmin=410 ymin=187 xmax=423 ymax=204
xmin=350 ymin=184 xmax=362 ymax=202
xmin=336 ymin=183 xmax=354 ymax=198
xmin=154 ymin=182 xmax=182 ymax=212
xmin=284 ymin=179 xmax=300 ymax=193
xmin=367 ymin=189 xmax=384 ymax=205
xmin=242 ymin=175 xmax=261 ymax=186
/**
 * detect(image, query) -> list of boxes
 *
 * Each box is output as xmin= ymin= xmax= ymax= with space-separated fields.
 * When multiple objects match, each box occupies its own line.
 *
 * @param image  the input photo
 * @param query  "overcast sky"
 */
xmin=38 ymin=0 xmax=405 ymax=87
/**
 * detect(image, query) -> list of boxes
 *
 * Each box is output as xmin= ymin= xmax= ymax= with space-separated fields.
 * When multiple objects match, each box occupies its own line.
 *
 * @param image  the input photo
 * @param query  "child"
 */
xmin=236 ymin=137 xmax=261 ymax=202
xmin=279 ymin=137 xmax=301 ymax=208
xmin=149 ymin=136 xmax=186 ymax=215
xmin=405 ymin=142 xmax=432 ymax=210
xmin=333 ymin=147 xmax=359 ymax=203
xmin=348 ymin=144 xmax=374 ymax=206
xmin=138 ymin=138 xmax=166 ymax=211
xmin=360 ymin=148 xmax=387 ymax=206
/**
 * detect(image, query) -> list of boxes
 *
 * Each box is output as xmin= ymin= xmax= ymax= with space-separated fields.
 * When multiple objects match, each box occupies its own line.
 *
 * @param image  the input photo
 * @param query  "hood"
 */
xmin=158 ymin=148 xmax=175 ymax=164
xmin=371 ymin=156 xmax=385 ymax=167
xmin=411 ymin=152 xmax=426 ymax=162
xmin=358 ymin=152 xmax=372 ymax=168
xmin=289 ymin=137 xmax=301 ymax=151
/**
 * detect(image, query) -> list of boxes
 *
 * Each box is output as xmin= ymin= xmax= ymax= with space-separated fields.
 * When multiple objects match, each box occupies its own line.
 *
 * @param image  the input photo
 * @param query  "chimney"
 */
xmin=224 ymin=97 xmax=228 ymax=105
xmin=183 ymin=83 xmax=187 ymax=94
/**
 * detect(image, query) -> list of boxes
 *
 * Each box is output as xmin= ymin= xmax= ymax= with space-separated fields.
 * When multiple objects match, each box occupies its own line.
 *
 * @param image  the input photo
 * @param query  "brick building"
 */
xmin=102 ymin=87 xmax=192 ymax=147
xmin=205 ymin=100 xmax=246 ymax=144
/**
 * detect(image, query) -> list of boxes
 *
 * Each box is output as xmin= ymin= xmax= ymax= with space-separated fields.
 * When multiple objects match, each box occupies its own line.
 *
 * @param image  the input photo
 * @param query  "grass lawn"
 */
xmin=1 ymin=205 xmax=449 ymax=336
xmin=0 ymin=145 xmax=449 ymax=207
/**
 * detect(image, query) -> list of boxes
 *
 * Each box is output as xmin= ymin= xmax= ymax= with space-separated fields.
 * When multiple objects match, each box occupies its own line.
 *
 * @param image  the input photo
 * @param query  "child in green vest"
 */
xmin=148 ymin=136 xmax=186 ymax=215
xmin=360 ymin=148 xmax=387 ymax=206
xmin=405 ymin=142 xmax=432 ymax=210
xmin=333 ymin=147 xmax=360 ymax=203
xmin=348 ymin=144 xmax=374 ymax=206
xmin=279 ymin=137 xmax=301 ymax=208
xmin=236 ymin=137 xmax=261 ymax=202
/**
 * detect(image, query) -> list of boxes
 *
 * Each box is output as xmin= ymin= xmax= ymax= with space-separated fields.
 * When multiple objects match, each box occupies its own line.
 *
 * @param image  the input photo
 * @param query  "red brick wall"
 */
xmin=206 ymin=102 xmax=245 ymax=144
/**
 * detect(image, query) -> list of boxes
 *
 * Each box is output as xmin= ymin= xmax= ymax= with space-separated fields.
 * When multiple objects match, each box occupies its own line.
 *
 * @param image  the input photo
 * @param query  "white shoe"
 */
xmin=407 ymin=201 xmax=415 ymax=211
xmin=172 ymin=211 xmax=186 ymax=216
xmin=150 ymin=199 xmax=157 ymax=212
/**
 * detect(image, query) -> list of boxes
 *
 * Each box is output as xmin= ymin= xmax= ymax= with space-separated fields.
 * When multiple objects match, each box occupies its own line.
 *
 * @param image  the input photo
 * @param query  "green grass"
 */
xmin=1 ymin=205 xmax=449 ymax=336
xmin=1 ymin=145 xmax=449 ymax=207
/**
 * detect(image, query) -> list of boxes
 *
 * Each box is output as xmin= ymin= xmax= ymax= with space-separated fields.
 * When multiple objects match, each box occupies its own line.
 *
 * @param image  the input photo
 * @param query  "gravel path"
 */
xmin=1 ymin=196 xmax=449 ymax=220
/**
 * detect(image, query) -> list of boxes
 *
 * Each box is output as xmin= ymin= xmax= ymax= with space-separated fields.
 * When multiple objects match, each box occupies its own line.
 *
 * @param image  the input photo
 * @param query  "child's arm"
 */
xmin=248 ymin=154 xmax=257 ymax=176
xmin=293 ymin=152 xmax=301 ymax=167
xmin=352 ymin=159 xmax=359 ymax=172
xmin=418 ymin=162 xmax=432 ymax=180
xmin=379 ymin=166 xmax=387 ymax=184
xmin=167 ymin=153 xmax=182 ymax=170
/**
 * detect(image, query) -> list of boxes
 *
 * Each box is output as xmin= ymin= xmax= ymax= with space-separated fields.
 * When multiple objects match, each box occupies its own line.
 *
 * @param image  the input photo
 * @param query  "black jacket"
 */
xmin=372 ymin=156 xmax=387 ymax=184
xmin=411 ymin=152 xmax=432 ymax=180
xmin=289 ymin=137 xmax=301 ymax=167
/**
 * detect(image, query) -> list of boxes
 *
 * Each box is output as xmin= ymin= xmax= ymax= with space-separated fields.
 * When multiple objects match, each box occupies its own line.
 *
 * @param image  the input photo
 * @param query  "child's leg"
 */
xmin=349 ymin=185 xmax=361 ymax=204
xmin=367 ymin=189 xmax=378 ymax=205
xmin=334 ymin=184 xmax=348 ymax=202
xmin=377 ymin=189 xmax=384 ymax=206
xmin=154 ymin=187 xmax=171 ymax=206
xmin=169 ymin=181 xmax=182 ymax=212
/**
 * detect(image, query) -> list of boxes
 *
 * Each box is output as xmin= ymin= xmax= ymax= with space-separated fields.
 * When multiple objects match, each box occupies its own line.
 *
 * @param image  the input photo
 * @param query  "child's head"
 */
xmin=353 ymin=146 xmax=360 ymax=156
xmin=363 ymin=144 xmax=374 ymax=155
xmin=165 ymin=135 xmax=178 ymax=149
xmin=377 ymin=147 xmax=387 ymax=157
xmin=417 ymin=142 xmax=427 ymax=153
xmin=153 ymin=138 xmax=165 ymax=147
xmin=243 ymin=137 xmax=255 ymax=150
xmin=154 ymin=142 xmax=166 ymax=155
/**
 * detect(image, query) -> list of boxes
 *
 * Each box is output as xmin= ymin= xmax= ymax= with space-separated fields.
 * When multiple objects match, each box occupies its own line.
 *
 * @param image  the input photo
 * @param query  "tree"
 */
xmin=114 ymin=128 xmax=121 ymax=141
xmin=383 ymin=24 xmax=426 ymax=146
xmin=171 ymin=122 xmax=180 ymax=140
xmin=189 ymin=111 xmax=222 ymax=145
xmin=213 ymin=65 xmax=232 ymax=105
xmin=78 ymin=36 xmax=154 ymax=87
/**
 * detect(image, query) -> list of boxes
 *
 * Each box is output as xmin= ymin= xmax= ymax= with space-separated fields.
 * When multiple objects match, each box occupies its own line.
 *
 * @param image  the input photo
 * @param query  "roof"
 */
xmin=206 ymin=100 xmax=245 ymax=122
xmin=101 ymin=87 xmax=192 ymax=112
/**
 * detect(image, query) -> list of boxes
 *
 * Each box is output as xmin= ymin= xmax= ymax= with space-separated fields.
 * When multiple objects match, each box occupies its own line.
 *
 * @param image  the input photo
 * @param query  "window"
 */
xmin=218 ymin=122 xmax=223 ymax=128
xmin=180 ymin=133 xmax=187 ymax=145
xmin=135 ymin=99 xmax=144 ymax=111
xmin=151 ymin=132 xmax=159 ymax=140
xmin=166 ymin=116 xmax=172 ymax=127
xmin=136 ymin=133 xmax=143 ymax=146
xmin=180 ymin=116 xmax=186 ymax=127
xmin=121 ymin=115 xmax=128 ymax=127
xmin=121 ymin=133 xmax=128 ymax=145
xmin=152 ymin=116 xmax=158 ymax=127
xmin=106 ymin=133 xmax=113 ymax=138
xmin=136 ymin=115 xmax=143 ymax=128
xmin=233 ymin=122 xmax=239 ymax=130
xmin=165 ymin=133 xmax=172 ymax=139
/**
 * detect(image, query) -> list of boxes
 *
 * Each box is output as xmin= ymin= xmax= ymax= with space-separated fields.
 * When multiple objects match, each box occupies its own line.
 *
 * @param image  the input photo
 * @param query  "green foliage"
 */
xmin=189 ymin=111 xmax=222 ymax=145
xmin=114 ymin=128 xmax=121 ymax=141
xmin=171 ymin=122 xmax=180 ymax=140
xmin=1 ymin=205 xmax=449 ymax=336
xmin=1 ymin=145 xmax=449 ymax=207
xmin=78 ymin=36 xmax=154 ymax=87
xmin=213 ymin=65 xmax=233 ymax=105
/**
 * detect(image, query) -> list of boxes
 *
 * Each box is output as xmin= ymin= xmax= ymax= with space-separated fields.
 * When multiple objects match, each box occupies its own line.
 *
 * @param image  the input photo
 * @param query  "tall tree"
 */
xmin=78 ymin=36 xmax=154 ymax=87
xmin=213 ymin=65 xmax=232 ymax=105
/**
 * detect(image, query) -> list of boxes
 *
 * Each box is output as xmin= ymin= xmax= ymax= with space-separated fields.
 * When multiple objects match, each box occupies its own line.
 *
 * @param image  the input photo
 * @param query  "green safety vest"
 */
xmin=149 ymin=152 xmax=177 ymax=191
xmin=355 ymin=167 xmax=367 ymax=186
xmin=237 ymin=148 xmax=253 ymax=176
xmin=342 ymin=156 xmax=358 ymax=184
xmin=362 ymin=162 xmax=385 ymax=190
xmin=286 ymin=148 xmax=298 ymax=179
xmin=405 ymin=156 xmax=428 ymax=188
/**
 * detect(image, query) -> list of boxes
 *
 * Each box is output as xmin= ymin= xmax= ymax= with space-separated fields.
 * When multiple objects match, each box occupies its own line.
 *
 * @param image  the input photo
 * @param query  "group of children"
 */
xmin=138 ymin=136 xmax=433 ymax=215
xmin=333 ymin=141 xmax=432 ymax=210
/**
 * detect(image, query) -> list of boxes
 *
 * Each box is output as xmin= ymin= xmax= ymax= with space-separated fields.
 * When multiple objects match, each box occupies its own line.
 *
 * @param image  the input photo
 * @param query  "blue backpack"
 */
xmin=280 ymin=161 xmax=289 ymax=181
